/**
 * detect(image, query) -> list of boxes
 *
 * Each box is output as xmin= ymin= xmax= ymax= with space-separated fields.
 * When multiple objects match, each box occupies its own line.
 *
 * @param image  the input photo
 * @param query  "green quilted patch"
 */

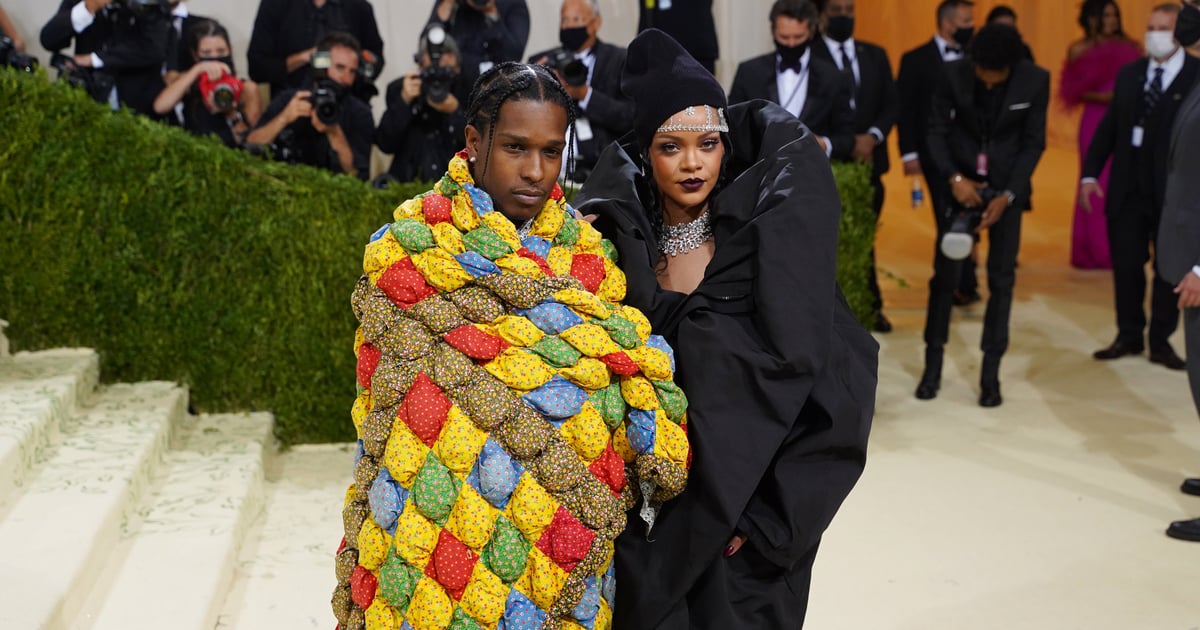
xmin=600 ymin=238 xmax=619 ymax=263
xmin=590 ymin=383 xmax=626 ymax=430
xmin=595 ymin=315 xmax=640 ymax=350
xmin=434 ymin=176 xmax=462 ymax=198
xmin=378 ymin=552 xmax=419 ymax=610
xmin=462 ymin=226 xmax=514 ymax=260
xmin=654 ymin=379 xmax=688 ymax=424
xmin=528 ymin=335 xmax=583 ymax=368
xmin=448 ymin=607 xmax=483 ymax=630
xmin=412 ymin=452 xmax=461 ymax=525
xmin=554 ymin=215 xmax=580 ymax=247
xmin=390 ymin=218 xmax=436 ymax=253
xmin=481 ymin=515 xmax=530 ymax=583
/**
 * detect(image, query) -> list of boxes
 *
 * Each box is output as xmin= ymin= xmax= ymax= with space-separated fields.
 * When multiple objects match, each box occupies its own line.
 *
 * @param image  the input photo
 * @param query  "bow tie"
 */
xmin=945 ymin=45 xmax=963 ymax=55
xmin=779 ymin=59 xmax=803 ymax=73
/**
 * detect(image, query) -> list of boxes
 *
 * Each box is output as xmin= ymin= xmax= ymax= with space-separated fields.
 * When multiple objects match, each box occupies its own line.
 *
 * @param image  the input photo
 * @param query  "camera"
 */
xmin=419 ymin=25 xmax=455 ymax=104
xmin=310 ymin=51 xmax=342 ymax=125
xmin=0 ymin=36 xmax=37 ymax=73
xmin=112 ymin=0 xmax=163 ymax=14
xmin=198 ymin=71 xmax=243 ymax=113
xmin=542 ymin=48 xmax=588 ymax=87
xmin=940 ymin=187 xmax=1001 ymax=260
xmin=49 ymin=52 xmax=93 ymax=91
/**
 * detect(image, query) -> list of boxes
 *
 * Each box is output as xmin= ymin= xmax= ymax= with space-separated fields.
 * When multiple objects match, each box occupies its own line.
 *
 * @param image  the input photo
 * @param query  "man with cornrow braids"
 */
xmin=332 ymin=61 xmax=692 ymax=630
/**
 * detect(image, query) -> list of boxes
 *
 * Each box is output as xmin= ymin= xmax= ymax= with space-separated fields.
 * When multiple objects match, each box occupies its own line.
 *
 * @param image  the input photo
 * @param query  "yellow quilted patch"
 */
xmin=431 ymin=222 xmax=466 ymax=255
xmin=494 ymin=315 xmax=545 ymax=347
xmin=596 ymin=599 xmax=613 ymax=630
xmin=383 ymin=423 xmax=431 ymax=489
xmin=611 ymin=425 xmax=635 ymax=463
xmin=444 ymin=484 xmax=499 ymax=552
xmin=394 ymin=197 xmax=423 ymax=221
xmin=558 ymin=357 xmax=611 ymax=390
xmin=626 ymin=346 xmax=672 ymax=380
xmin=506 ymin=474 xmax=559 ymax=541
xmin=357 ymin=517 xmax=392 ymax=571
xmin=411 ymin=248 xmax=473 ymax=292
xmin=552 ymin=288 xmax=610 ymax=319
xmin=619 ymin=305 xmax=653 ymax=342
xmin=576 ymin=219 xmax=603 ymax=253
xmin=344 ymin=482 xmax=358 ymax=507
xmin=530 ymin=203 xmax=565 ymax=238
xmin=619 ymin=375 xmax=659 ymax=410
xmin=406 ymin=577 xmax=455 ymax=630
xmin=546 ymin=246 xmax=573 ymax=276
xmin=481 ymin=212 xmax=522 ymax=250
xmin=483 ymin=347 xmax=555 ymax=391
xmin=460 ymin=563 xmax=508 ymax=626
xmin=655 ymin=413 xmax=691 ymax=468
xmin=494 ymin=253 xmax=547 ymax=278
xmin=392 ymin=503 xmax=439 ymax=568
xmin=559 ymin=324 xmax=622 ymax=357
xmin=515 ymin=546 xmax=569 ymax=611
xmin=364 ymin=235 xmax=409 ymax=281
xmin=352 ymin=390 xmax=371 ymax=435
xmin=365 ymin=598 xmax=399 ymax=630
xmin=560 ymin=403 xmax=610 ymax=462
xmin=452 ymin=193 xmax=481 ymax=232
xmin=597 ymin=257 xmax=627 ymax=303
xmin=434 ymin=406 xmax=488 ymax=477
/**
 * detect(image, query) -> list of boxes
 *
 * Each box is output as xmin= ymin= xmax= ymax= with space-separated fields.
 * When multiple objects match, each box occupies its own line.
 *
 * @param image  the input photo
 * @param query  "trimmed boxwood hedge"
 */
xmin=0 ymin=69 xmax=876 ymax=444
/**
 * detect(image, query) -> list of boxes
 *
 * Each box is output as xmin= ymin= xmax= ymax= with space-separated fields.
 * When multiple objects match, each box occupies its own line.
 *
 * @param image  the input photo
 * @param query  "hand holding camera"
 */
xmin=949 ymin=174 xmax=985 ymax=208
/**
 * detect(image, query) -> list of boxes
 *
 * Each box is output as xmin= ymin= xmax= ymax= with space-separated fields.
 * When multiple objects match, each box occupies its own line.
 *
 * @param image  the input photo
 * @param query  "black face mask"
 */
xmin=560 ymin=26 xmax=589 ymax=52
xmin=775 ymin=39 xmax=809 ymax=67
xmin=1178 ymin=4 xmax=1200 ymax=48
xmin=825 ymin=16 xmax=854 ymax=43
xmin=199 ymin=55 xmax=237 ymax=75
xmin=952 ymin=26 xmax=974 ymax=47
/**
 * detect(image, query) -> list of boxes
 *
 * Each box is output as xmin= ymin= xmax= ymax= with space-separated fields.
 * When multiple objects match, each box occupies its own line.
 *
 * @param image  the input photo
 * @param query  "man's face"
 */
xmin=1148 ymin=9 xmax=1178 ymax=35
xmin=561 ymin=0 xmax=601 ymax=39
xmin=465 ymin=99 xmax=569 ymax=223
xmin=773 ymin=15 xmax=812 ymax=47
xmin=327 ymin=45 xmax=360 ymax=87
xmin=820 ymin=0 xmax=854 ymax=31
xmin=944 ymin=5 xmax=975 ymax=32
xmin=975 ymin=66 xmax=1010 ymax=89
xmin=419 ymin=51 xmax=460 ymax=73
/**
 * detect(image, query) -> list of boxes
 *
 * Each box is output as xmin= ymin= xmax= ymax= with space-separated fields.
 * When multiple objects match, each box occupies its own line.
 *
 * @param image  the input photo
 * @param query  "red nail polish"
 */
xmin=724 ymin=545 xmax=735 ymax=557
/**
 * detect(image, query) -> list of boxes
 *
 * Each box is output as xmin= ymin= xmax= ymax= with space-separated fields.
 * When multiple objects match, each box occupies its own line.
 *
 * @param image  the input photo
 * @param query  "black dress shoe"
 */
xmin=1182 ymin=478 xmax=1200 ymax=497
xmin=1149 ymin=347 xmax=1186 ymax=370
xmin=979 ymin=384 xmax=1003 ymax=407
xmin=1166 ymin=517 xmax=1200 ymax=541
xmin=873 ymin=313 xmax=893 ymax=333
xmin=915 ymin=380 xmax=939 ymax=400
xmin=952 ymin=290 xmax=982 ymax=306
xmin=1093 ymin=339 xmax=1144 ymax=360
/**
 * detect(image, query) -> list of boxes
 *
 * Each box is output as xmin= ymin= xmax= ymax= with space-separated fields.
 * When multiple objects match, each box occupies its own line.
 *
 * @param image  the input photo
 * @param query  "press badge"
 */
xmin=575 ymin=117 xmax=594 ymax=142
xmin=976 ymin=152 xmax=989 ymax=177
xmin=1132 ymin=125 xmax=1145 ymax=147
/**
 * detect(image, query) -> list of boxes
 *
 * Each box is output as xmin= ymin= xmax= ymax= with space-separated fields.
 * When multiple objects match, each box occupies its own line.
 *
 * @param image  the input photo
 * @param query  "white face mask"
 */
xmin=1145 ymin=30 xmax=1178 ymax=60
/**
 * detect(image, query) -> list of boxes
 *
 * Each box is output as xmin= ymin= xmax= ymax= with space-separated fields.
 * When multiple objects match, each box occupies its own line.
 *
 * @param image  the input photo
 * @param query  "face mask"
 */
xmin=1145 ymin=30 xmax=1178 ymax=59
xmin=775 ymin=39 xmax=809 ymax=67
xmin=199 ymin=55 xmax=237 ymax=75
xmin=825 ymin=15 xmax=854 ymax=43
xmin=560 ymin=26 xmax=589 ymax=52
xmin=1177 ymin=4 xmax=1200 ymax=48
xmin=952 ymin=26 xmax=974 ymax=47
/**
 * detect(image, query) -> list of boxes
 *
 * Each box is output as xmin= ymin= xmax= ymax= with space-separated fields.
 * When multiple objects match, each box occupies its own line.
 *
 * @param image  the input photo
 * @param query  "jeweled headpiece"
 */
xmin=655 ymin=105 xmax=730 ymax=135
xmin=622 ymin=29 xmax=729 ymax=150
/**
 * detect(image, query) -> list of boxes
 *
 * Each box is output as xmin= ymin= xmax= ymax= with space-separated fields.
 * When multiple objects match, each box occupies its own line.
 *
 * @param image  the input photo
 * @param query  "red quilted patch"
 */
xmin=377 ymin=258 xmax=437 ymax=309
xmin=516 ymin=247 xmax=555 ymax=276
xmin=350 ymin=564 xmax=378 ymax=609
xmin=356 ymin=343 xmax=382 ymax=389
xmin=398 ymin=373 xmax=452 ymax=447
xmin=423 ymin=194 xmax=453 ymax=224
xmin=536 ymin=507 xmax=597 ymax=572
xmin=336 ymin=536 xmax=348 ymax=555
xmin=588 ymin=445 xmax=626 ymax=496
xmin=551 ymin=183 xmax=564 ymax=201
xmin=569 ymin=254 xmax=606 ymax=293
xmin=601 ymin=352 xmax=640 ymax=376
xmin=444 ymin=325 xmax=510 ymax=361
xmin=424 ymin=529 xmax=478 ymax=601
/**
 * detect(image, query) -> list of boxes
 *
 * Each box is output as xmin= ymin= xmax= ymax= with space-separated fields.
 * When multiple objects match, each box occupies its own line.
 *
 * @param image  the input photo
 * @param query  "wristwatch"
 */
xmin=1002 ymin=190 xmax=1016 ymax=206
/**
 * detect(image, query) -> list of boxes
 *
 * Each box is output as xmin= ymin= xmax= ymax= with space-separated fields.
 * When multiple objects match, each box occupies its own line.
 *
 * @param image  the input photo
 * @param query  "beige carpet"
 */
xmin=806 ymin=145 xmax=1200 ymax=628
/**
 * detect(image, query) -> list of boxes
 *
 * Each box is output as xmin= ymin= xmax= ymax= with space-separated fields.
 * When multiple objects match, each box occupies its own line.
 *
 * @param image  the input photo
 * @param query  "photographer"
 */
xmin=247 ymin=0 xmax=384 ymax=98
xmin=427 ymin=0 xmax=529 ymax=96
xmin=246 ymin=32 xmax=372 ymax=180
xmin=0 ymin=4 xmax=25 ymax=53
xmin=914 ymin=24 xmax=1048 ymax=408
xmin=375 ymin=26 xmax=466 ymax=183
xmin=528 ymin=0 xmax=632 ymax=180
xmin=39 ymin=0 xmax=170 ymax=118
xmin=153 ymin=19 xmax=262 ymax=148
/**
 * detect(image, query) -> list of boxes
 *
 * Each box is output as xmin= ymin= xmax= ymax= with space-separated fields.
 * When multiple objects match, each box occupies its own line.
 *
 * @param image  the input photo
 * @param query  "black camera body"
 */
xmin=112 ymin=0 xmax=164 ymax=14
xmin=940 ymin=186 xmax=1000 ymax=260
xmin=49 ymin=52 xmax=95 ymax=92
xmin=309 ymin=51 xmax=342 ymax=125
xmin=0 ymin=36 xmax=37 ymax=73
xmin=542 ymin=48 xmax=588 ymax=87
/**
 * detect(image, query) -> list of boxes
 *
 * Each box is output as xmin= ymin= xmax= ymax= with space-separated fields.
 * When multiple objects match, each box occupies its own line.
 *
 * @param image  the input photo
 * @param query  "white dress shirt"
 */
xmin=776 ymin=48 xmax=811 ymax=119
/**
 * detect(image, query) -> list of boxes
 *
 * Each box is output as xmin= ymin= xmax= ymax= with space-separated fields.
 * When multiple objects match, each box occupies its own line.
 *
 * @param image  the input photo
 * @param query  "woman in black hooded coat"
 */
xmin=573 ymin=29 xmax=878 ymax=628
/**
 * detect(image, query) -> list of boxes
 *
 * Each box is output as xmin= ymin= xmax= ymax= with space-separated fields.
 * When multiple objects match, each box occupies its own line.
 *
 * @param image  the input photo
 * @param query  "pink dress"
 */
xmin=1059 ymin=39 xmax=1143 ymax=269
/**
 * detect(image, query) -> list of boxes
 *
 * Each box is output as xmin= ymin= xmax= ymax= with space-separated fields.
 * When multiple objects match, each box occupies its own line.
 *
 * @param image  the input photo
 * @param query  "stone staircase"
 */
xmin=0 ymin=320 xmax=349 ymax=629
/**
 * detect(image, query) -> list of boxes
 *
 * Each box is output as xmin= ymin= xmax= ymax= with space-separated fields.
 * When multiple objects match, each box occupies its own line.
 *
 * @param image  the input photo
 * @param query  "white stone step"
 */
xmin=0 ymin=319 xmax=10 ymax=358
xmin=216 ymin=443 xmax=355 ymax=630
xmin=0 ymin=348 xmax=100 ymax=505
xmin=77 ymin=412 xmax=275 ymax=630
xmin=0 ymin=381 xmax=186 ymax=630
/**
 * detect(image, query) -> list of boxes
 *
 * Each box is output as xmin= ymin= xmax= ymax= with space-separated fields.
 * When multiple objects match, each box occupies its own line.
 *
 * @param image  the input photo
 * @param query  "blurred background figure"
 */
xmin=528 ymin=0 xmax=632 ymax=182
xmin=374 ymin=25 xmax=465 ymax=184
xmin=426 ymin=0 xmax=529 ymax=102
xmin=153 ymin=19 xmax=262 ymax=148
xmin=985 ymin=4 xmax=1033 ymax=61
xmin=1060 ymin=0 xmax=1141 ymax=270
xmin=637 ymin=0 xmax=718 ymax=74
xmin=0 ymin=3 xmax=26 ymax=53
xmin=812 ymin=0 xmax=899 ymax=332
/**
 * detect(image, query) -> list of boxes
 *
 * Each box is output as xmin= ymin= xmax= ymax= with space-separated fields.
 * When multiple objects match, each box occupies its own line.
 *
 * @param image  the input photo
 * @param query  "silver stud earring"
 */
xmin=469 ymin=156 xmax=477 ymax=163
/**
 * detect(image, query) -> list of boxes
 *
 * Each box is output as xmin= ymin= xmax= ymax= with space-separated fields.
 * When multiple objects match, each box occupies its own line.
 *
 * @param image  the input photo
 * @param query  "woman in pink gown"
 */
xmin=1060 ymin=0 xmax=1142 ymax=269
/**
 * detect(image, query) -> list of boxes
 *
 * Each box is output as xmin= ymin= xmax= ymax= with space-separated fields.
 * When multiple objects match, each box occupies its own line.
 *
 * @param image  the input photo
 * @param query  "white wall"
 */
xmin=4 ymin=0 xmax=774 ymax=119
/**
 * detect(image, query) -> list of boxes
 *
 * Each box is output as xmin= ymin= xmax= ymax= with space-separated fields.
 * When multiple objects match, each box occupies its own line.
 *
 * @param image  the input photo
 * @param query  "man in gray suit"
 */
xmin=1159 ymin=1 xmax=1200 ymax=543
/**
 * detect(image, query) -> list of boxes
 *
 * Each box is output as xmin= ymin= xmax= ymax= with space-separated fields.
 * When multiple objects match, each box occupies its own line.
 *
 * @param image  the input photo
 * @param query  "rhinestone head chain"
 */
xmin=655 ymin=105 xmax=729 ymax=135
xmin=657 ymin=210 xmax=712 ymax=257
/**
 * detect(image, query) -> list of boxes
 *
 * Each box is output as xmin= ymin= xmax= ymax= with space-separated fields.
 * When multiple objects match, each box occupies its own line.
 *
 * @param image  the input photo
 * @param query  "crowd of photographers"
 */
xmin=0 ymin=0 xmax=629 ymax=186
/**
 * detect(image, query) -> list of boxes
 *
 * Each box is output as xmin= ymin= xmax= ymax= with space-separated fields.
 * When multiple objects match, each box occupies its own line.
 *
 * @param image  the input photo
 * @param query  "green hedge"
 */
xmin=0 ymin=69 xmax=876 ymax=444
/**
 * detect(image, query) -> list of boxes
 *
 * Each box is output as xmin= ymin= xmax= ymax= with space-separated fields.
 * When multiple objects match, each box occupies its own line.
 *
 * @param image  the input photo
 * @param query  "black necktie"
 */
xmin=1145 ymin=66 xmax=1165 ymax=116
xmin=839 ymin=44 xmax=856 ymax=85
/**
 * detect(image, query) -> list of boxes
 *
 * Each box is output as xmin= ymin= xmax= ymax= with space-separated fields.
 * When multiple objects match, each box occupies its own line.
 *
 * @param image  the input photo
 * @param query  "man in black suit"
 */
xmin=427 ymin=0 xmax=529 ymax=100
xmin=529 ymin=0 xmax=633 ymax=181
xmin=729 ymin=0 xmax=854 ymax=160
xmin=40 ymin=0 xmax=170 ymax=118
xmin=1081 ymin=3 xmax=1196 ymax=371
xmin=898 ymin=0 xmax=980 ymax=304
xmin=915 ymin=24 xmax=1048 ymax=408
xmin=638 ymin=0 xmax=718 ymax=74
xmin=812 ymin=0 xmax=898 ymax=332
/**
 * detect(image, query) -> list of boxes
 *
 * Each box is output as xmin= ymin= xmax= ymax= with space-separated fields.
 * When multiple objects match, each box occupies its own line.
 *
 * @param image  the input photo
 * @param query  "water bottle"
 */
xmin=911 ymin=177 xmax=924 ymax=208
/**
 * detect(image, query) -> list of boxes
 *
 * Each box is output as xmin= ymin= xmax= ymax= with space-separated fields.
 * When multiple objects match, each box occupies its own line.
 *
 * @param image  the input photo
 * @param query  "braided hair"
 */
xmin=465 ymin=61 xmax=578 ymax=181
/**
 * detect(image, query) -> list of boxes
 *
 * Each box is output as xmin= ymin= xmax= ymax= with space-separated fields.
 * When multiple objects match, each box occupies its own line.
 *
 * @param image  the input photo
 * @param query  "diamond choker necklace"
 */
xmin=657 ymin=209 xmax=712 ymax=257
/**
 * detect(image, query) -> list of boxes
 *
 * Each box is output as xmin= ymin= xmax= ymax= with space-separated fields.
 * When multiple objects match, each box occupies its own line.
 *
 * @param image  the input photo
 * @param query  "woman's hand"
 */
xmin=724 ymin=534 xmax=747 ymax=557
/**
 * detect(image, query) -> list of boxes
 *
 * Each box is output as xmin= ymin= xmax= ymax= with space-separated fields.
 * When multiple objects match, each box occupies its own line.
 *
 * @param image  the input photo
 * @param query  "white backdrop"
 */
xmin=4 ymin=0 xmax=776 ymax=120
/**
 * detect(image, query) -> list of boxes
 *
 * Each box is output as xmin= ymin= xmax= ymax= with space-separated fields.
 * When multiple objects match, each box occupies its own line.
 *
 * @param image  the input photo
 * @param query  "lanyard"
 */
xmin=779 ymin=65 xmax=810 ymax=114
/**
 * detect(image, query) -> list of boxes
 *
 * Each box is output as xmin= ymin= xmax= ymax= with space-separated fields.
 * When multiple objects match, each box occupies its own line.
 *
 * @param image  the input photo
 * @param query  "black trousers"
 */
xmin=920 ymin=158 xmax=978 ymax=296
xmin=867 ymin=178 xmax=885 ymax=312
xmin=923 ymin=201 xmax=1023 ymax=359
xmin=1108 ymin=194 xmax=1179 ymax=351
